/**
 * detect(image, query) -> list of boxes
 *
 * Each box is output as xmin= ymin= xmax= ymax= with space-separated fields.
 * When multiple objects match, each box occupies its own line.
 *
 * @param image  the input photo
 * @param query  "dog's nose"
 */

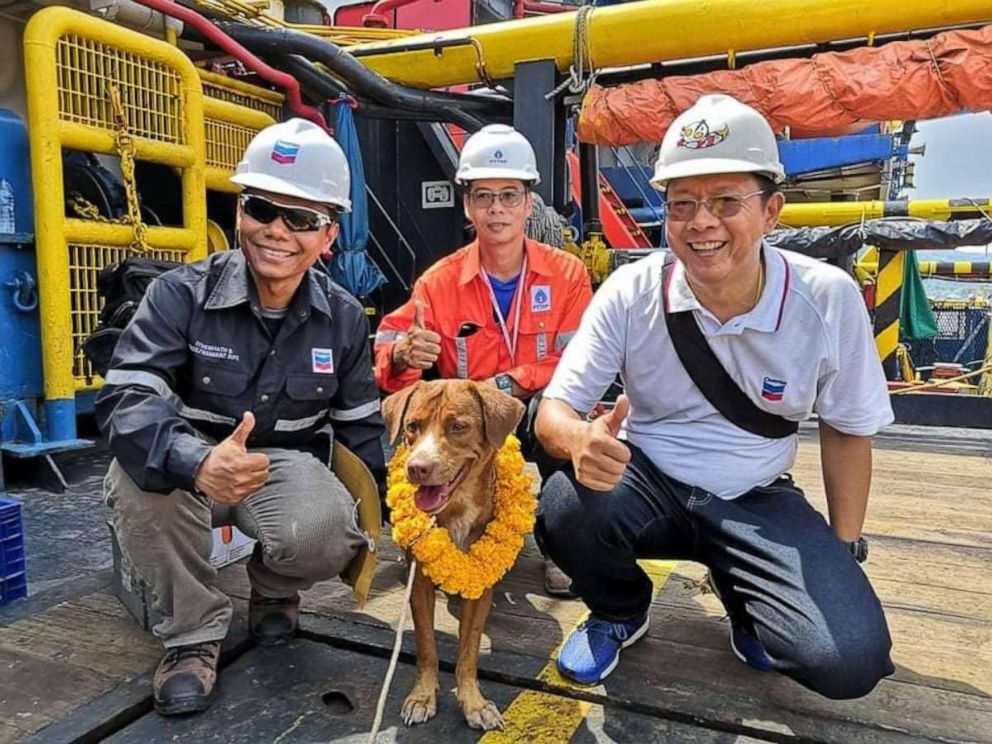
xmin=406 ymin=456 xmax=433 ymax=483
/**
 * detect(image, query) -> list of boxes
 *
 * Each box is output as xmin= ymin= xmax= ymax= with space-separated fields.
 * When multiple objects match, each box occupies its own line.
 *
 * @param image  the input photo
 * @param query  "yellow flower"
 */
xmin=386 ymin=435 xmax=536 ymax=599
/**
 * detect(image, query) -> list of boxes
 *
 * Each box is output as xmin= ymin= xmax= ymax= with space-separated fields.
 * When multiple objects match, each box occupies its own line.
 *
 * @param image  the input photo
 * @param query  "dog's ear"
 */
xmin=382 ymin=383 xmax=421 ymax=445
xmin=473 ymin=383 xmax=526 ymax=448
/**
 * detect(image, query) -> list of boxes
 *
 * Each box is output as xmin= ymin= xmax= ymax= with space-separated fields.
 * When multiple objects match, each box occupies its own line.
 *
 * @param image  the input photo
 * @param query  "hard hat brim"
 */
xmin=454 ymin=168 xmax=540 ymax=186
xmin=651 ymin=158 xmax=785 ymax=191
xmin=230 ymin=172 xmax=352 ymax=213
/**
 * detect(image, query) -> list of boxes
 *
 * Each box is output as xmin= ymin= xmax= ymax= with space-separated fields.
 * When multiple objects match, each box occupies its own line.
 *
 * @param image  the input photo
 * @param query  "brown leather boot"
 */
xmin=249 ymin=590 xmax=300 ymax=646
xmin=153 ymin=641 xmax=220 ymax=716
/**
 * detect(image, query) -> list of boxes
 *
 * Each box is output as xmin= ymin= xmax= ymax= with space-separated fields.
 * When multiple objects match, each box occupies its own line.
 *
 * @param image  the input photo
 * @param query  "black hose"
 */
xmin=275 ymin=54 xmax=493 ymax=123
xmin=217 ymin=24 xmax=491 ymax=132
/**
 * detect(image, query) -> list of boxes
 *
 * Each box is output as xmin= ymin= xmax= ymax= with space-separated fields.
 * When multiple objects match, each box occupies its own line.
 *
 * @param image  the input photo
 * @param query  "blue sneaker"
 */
xmin=730 ymin=623 xmax=774 ymax=671
xmin=557 ymin=614 xmax=649 ymax=685
xmin=706 ymin=571 xmax=773 ymax=672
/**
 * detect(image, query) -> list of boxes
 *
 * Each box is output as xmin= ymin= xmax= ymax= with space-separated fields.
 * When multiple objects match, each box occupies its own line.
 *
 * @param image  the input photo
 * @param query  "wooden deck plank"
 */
xmin=100 ymin=640 xmax=779 ymax=744
xmin=0 ymin=592 xmax=161 ymax=679
xmin=791 ymin=446 xmax=992 ymax=549
xmin=280 ymin=440 xmax=992 ymax=743
xmin=6 ymin=437 xmax=989 ymax=742
xmin=0 ymin=646 xmax=113 ymax=738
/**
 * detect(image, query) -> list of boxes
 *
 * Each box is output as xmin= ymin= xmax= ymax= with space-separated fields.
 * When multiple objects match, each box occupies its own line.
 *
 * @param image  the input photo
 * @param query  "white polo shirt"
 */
xmin=544 ymin=245 xmax=894 ymax=499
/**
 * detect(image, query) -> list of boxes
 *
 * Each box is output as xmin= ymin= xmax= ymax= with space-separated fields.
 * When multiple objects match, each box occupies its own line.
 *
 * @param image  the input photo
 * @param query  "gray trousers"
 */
xmin=105 ymin=447 xmax=367 ymax=648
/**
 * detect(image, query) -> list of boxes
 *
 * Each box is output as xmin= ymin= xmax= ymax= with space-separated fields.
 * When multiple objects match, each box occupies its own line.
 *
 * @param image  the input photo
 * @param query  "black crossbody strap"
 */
xmin=661 ymin=259 xmax=798 ymax=439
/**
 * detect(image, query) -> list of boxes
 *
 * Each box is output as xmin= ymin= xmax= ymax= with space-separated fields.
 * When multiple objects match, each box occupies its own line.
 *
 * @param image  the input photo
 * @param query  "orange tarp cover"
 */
xmin=578 ymin=24 xmax=992 ymax=145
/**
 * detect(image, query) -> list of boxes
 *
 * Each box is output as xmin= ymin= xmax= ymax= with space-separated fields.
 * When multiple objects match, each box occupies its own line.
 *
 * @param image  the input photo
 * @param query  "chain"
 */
xmin=108 ymin=85 xmax=149 ymax=254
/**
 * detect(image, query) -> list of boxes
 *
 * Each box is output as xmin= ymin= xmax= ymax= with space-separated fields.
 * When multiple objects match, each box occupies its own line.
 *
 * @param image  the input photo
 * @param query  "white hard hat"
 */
xmin=455 ymin=124 xmax=541 ymax=185
xmin=650 ymin=94 xmax=785 ymax=191
xmin=231 ymin=118 xmax=352 ymax=212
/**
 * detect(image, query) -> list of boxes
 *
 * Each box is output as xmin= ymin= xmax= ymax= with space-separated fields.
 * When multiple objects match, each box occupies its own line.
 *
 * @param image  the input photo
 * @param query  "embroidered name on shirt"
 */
xmin=531 ymin=285 xmax=551 ymax=313
xmin=761 ymin=377 xmax=786 ymax=401
xmin=190 ymin=341 xmax=240 ymax=362
xmin=312 ymin=348 xmax=334 ymax=374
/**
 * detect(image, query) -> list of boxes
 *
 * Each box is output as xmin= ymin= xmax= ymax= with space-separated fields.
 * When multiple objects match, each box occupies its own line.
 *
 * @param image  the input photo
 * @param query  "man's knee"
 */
xmin=536 ymin=471 xmax=625 ymax=560
xmin=259 ymin=501 xmax=362 ymax=580
xmin=785 ymin=621 xmax=893 ymax=699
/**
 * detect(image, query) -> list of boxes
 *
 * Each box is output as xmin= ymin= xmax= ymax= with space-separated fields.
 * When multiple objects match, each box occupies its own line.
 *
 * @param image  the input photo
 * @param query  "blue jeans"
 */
xmin=535 ymin=444 xmax=894 ymax=700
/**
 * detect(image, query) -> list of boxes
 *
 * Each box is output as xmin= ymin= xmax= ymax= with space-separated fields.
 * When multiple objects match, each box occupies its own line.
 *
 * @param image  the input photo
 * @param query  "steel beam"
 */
xmin=346 ymin=0 xmax=992 ymax=88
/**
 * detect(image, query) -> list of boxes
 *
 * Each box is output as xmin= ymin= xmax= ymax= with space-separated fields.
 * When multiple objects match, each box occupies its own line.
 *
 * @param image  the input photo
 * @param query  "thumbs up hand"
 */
xmin=194 ymin=412 xmax=271 ymax=505
xmin=392 ymin=299 xmax=442 ymax=371
xmin=573 ymin=395 xmax=632 ymax=492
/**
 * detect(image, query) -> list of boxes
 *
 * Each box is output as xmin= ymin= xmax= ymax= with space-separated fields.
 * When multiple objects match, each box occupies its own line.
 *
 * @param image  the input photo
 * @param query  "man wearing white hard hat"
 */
xmin=373 ymin=124 xmax=593 ymax=595
xmin=96 ymin=119 xmax=386 ymax=715
xmin=535 ymin=95 xmax=895 ymax=697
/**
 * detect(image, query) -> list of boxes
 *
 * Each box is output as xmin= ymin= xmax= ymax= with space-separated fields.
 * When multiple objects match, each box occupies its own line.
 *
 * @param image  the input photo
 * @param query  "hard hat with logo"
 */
xmin=231 ymin=118 xmax=352 ymax=212
xmin=455 ymin=124 xmax=541 ymax=185
xmin=650 ymin=94 xmax=785 ymax=191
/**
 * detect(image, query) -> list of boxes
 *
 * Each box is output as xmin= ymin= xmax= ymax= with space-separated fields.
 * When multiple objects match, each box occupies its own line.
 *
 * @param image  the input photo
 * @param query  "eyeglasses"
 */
xmin=468 ymin=189 xmax=527 ymax=209
xmin=664 ymin=188 xmax=769 ymax=222
xmin=239 ymin=194 xmax=336 ymax=232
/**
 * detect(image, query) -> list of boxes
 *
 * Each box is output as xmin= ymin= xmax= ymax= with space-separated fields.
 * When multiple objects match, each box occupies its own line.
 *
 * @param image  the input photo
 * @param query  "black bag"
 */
xmin=662 ymin=259 xmax=798 ymax=439
xmin=83 ymin=257 xmax=182 ymax=377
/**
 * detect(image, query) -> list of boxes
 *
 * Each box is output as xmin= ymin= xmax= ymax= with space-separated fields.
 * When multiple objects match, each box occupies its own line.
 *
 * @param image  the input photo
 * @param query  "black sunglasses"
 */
xmin=239 ymin=194 xmax=336 ymax=232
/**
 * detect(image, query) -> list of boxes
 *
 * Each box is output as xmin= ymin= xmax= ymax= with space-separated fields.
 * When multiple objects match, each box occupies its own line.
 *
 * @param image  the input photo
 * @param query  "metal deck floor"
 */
xmin=1 ymin=427 xmax=990 ymax=743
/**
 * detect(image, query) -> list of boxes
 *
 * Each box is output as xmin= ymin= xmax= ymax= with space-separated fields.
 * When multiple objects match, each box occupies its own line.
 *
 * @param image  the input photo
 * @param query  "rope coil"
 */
xmin=545 ymin=3 xmax=596 ymax=100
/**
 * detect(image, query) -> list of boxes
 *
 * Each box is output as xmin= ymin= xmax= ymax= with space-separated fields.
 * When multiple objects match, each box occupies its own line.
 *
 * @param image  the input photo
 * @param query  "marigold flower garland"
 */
xmin=386 ymin=435 xmax=536 ymax=599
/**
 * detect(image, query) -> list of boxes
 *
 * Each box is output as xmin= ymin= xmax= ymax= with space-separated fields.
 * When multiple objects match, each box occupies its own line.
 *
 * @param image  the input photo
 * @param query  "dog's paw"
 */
xmin=401 ymin=690 xmax=437 ymax=726
xmin=463 ymin=698 xmax=505 ymax=731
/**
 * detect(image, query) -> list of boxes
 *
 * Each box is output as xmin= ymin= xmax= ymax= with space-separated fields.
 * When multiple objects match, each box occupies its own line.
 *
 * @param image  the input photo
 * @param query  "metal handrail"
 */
xmin=365 ymin=183 xmax=416 ymax=291
xmin=612 ymin=145 xmax=663 ymax=223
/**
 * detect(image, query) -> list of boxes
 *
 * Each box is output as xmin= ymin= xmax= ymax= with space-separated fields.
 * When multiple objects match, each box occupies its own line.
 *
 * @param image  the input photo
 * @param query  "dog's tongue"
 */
xmin=415 ymin=483 xmax=452 ymax=513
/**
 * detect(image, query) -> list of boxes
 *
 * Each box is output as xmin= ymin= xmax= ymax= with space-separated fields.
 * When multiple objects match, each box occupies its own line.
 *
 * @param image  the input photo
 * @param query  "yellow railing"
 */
xmin=199 ymin=70 xmax=281 ymax=192
xmin=25 ymin=7 xmax=208 ymax=395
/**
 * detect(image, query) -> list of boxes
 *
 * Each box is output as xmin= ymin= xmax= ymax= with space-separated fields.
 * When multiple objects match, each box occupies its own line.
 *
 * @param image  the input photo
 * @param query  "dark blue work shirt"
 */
xmin=95 ymin=250 xmax=385 ymax=494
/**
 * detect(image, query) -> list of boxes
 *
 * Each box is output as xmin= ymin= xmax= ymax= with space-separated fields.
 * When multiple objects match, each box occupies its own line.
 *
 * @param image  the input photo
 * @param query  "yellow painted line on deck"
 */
xmin=480 ymin=560 xmax=677 ymax=744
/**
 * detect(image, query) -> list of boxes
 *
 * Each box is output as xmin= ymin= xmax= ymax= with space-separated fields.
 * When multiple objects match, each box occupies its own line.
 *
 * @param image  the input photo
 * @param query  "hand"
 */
xmin=392 ymin=300 xmax=441 ymax=371
xmin=572 ymin=395 xmax=632 ymax=492
xmin=194 ymin=412 xmax=270 ymax=506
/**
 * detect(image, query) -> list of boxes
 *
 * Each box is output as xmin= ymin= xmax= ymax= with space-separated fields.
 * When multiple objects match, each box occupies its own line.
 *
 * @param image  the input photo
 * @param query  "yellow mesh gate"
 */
xmin=67 ymin=244 xmax=187 ymax=383
xmin=25 ymin=7 xmax=207 ymax=400
xmin=56 ymin=34 xmax=185 ymax=144
xmin=199 ymin=71 xmax=280 ymax=192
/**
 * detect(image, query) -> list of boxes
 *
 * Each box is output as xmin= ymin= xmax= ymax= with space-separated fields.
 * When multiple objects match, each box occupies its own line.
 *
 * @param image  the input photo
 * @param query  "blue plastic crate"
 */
xmin=0 ymin=496 xmax=27 ymax=605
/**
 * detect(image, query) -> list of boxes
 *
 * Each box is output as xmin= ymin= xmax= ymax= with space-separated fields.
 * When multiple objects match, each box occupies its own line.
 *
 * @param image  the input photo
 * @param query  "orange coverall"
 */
xmin=374 ymin=238 xmax=593 ymax=394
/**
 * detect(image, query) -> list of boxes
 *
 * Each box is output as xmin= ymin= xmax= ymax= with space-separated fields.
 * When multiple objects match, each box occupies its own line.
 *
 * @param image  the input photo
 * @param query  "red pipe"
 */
xmin=513 ymin=0 xmax=572 ymax=18
xmin=133 ymin=0 xmax=328 ymax=130
xmin=362 ymin=0 xmax=424 ymax=28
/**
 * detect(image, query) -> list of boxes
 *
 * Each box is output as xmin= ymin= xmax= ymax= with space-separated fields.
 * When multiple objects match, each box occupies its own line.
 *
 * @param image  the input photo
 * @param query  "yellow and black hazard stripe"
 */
xmin=873 ymin=248 xmax=904 ymax=380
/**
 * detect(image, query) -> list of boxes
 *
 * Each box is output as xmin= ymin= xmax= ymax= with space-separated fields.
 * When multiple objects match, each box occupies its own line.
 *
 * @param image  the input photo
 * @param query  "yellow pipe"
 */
xmin=198 ymin=68 xmax=285 ymax=104
xmin=25 ymin=14 xmax=73 ymax=408
xmin=203 ymin=98 xmax=276 ymax=130
xmin=63 ymin=221 xmax=199 ymax=250
xmin=779 ymin=198 xmax=992 ymax=227
xmin=59 ymin=122 xmax=198 ymax=167
xmin=205 ymin=168 xmax=243 ymax=193
xmin=346 ymin=0 xmax=992 ymax=88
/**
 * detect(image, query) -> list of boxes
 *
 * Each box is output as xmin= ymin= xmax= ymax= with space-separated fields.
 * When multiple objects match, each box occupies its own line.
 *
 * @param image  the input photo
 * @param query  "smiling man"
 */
xmin=96 ymin=119 xmax=385 ymax=715
xmin=534 ymin=95 xmax=896 ymax=699
xmin=373 ymin=124 xmax=592 ymax=596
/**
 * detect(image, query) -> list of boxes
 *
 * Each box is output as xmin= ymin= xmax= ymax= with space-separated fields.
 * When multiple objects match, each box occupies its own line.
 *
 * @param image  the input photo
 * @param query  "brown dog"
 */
xmin=382 ymin=379 xmax=526 ymax=731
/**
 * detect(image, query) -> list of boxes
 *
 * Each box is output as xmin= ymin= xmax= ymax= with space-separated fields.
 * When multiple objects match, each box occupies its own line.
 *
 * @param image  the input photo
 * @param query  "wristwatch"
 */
xmin=846 ymin=536 xmax=869 ymax=563
xmin=494 ymin=374 xmax=514 ymax=396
